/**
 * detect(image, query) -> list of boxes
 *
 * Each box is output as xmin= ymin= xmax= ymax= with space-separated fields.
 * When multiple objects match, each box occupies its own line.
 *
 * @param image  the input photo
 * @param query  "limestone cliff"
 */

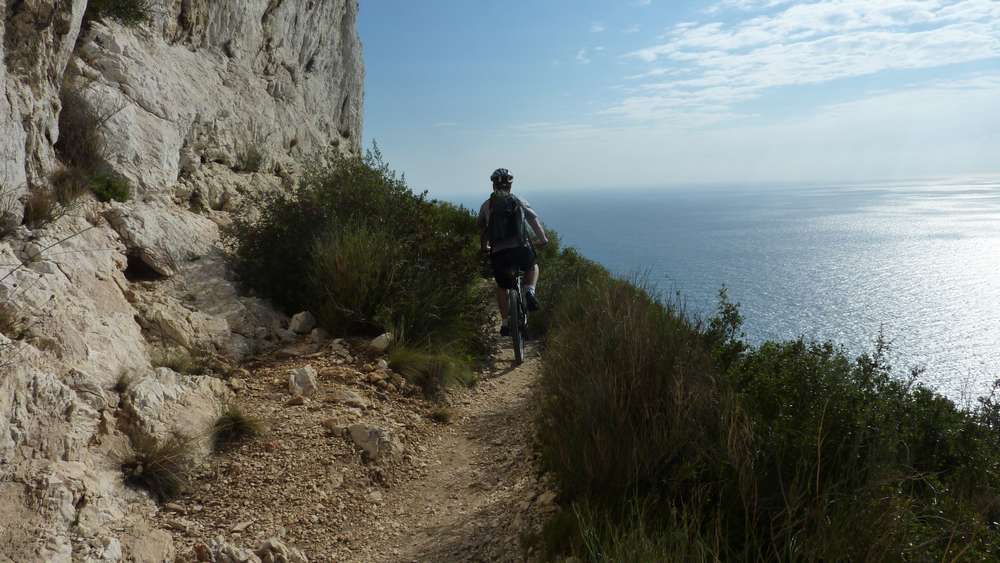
xmin=0 ymin=1 xmax=363 ymax=560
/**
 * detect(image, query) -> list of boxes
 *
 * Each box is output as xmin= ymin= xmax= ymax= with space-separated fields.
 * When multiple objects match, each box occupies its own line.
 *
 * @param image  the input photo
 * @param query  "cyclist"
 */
xmin=478 ymin=168 xmax=549 ymax=336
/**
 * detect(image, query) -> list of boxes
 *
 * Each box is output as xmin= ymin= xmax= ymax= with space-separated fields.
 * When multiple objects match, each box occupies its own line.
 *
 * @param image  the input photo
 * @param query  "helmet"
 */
xmin=490 ymin=168 xmax=513 ymax=186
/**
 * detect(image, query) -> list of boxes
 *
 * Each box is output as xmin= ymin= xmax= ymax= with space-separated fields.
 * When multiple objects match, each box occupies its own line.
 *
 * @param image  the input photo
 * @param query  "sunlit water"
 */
xmin=452 ymin=178 xmax=1000 ymax=401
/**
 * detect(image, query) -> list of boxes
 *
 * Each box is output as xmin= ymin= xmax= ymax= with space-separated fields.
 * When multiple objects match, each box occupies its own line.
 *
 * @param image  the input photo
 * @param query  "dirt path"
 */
xmin=374 ymin=346 xmax=544 ymax=563
xmin=159 ymin=338 xmax=550 ymax=563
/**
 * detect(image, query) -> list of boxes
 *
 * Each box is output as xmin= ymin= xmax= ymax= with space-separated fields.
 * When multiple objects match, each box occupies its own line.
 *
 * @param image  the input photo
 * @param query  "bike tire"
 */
xmin=510 ymin=288 xmax=524 ymax=364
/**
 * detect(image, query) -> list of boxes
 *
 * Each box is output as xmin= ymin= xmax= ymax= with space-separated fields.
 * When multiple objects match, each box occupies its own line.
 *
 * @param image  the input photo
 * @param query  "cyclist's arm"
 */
xmin=527 ymin=216 xmax=549 ymax=246
xmin=477 ymin=201 xmax=490 ymax=253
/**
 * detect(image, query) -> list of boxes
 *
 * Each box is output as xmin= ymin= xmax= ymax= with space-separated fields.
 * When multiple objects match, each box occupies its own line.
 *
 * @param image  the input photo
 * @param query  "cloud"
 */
xmin=576 ymin=49 xmax=591 ymax=64
xmin=590 ymin=22 xmax=605 ymax=33
xmin=436 ymin=74 xmax=1000 ymax=191
xmin=623 ymin=24 xmax=641 ymax=33
xmin=705 ymin=0 xmax=794 ymax=14
xmin=613 ymin=0 xmax=1000 ymax=123
xmin=635 ymin=0 xmax=652 ymax=6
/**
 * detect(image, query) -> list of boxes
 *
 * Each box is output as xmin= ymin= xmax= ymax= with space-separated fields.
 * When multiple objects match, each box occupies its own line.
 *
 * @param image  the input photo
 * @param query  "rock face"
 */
xmin=0 ymin=1 xmax=363 ymax=560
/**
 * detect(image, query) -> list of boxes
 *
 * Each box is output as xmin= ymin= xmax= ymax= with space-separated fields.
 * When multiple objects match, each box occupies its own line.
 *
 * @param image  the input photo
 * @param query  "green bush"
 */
xmin=309 ymin=224 xmax=401 ymax=335
xmin=90 ymin=173 xmax=131 ymax=203
xmin=225 ymin=146 xmax=490 ymax=357
xmin=538 ymin=275 xmax=1000 ymax=561
xmin=85 ymin=0 xmax=153 ymax=26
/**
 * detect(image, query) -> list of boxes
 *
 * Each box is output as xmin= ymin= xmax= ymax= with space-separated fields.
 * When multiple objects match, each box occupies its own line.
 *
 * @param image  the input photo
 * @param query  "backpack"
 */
xmin=487 ymin=192 xmax=526 ymax=246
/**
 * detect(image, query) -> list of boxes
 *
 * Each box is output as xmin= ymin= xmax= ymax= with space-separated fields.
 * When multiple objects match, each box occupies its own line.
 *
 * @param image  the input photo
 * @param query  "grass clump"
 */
xmin=537 ymin=273 xmax=1000 ymax=561
xmin=121 ymin=434 xmax=191 ymax=502
xmin=0 ymin=303 xmax=25 ymax=340
xmin=22 ymin=188 xmax=58 ymax=229
xmin=112 ymin=371 xmax=134 ymax=394
xmin=50 ymin=168 xmax=90 ymax=206
xmin=225 ymin=144 xmax=489 ymax=360
xmin=429 ymin=406 xmax=452 ymax=424
xmin=389 ymin=347 xmax=476 ymax=400
xmin=84 ymin=0 xmax=153 ymax=26
xmin=212 ymin=405 xmax=264 ymax=452
xmin=151 ymin=348 xmax=203 ymax=375
xmin=90 ymin=173 xmax=131 ymax=203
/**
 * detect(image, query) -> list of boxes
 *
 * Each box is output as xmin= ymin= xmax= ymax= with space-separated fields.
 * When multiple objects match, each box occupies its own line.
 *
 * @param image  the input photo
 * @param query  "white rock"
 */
xmin=347 ymin=424 xmax=400 ymax=462
xmin=287 ymin=367 xmax=319 ymax=397
xmin=256 ymin=537 xmax=309 ymax=563
xmin=369 ymin=333 xmax=393 ymax=353
xmin=288 ymin=312 xmax=317 ymax=334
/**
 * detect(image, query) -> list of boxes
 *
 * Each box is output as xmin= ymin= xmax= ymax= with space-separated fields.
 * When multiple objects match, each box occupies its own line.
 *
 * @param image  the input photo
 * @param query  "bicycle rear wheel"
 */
xmin=509 ymin=288 xmax=524 ymax=364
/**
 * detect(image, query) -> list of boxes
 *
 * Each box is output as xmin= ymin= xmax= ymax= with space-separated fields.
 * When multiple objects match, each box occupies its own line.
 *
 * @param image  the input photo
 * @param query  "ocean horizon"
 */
xmin=447 ymin=176 xmax=1000 ymax=401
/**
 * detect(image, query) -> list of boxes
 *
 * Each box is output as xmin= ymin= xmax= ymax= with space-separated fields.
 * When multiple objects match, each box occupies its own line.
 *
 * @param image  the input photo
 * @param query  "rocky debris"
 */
xmin=347 ymin=424 xmax=401 ymax=462
xmin=369 ymin=333 xmax=393 ymax=354
xmin=287 ymin=366 xmax=319 ymax=397
xmin=288 ymin=312 xmax=317 ymax=335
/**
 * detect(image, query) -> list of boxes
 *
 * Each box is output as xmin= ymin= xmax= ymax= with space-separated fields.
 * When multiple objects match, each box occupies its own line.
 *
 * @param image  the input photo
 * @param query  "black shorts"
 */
xmin=490 ymin=246 xmax=536 ymax=289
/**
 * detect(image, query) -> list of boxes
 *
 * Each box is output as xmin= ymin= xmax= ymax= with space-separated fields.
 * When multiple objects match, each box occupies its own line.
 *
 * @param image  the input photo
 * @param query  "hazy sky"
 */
xmin=358 ymin=1 xmax=1000 ymax=195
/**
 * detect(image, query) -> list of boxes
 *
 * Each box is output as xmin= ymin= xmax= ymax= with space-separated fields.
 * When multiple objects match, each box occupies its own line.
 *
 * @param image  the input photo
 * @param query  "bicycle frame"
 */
xmin=508 ymin=270 xmax=527 ymax=364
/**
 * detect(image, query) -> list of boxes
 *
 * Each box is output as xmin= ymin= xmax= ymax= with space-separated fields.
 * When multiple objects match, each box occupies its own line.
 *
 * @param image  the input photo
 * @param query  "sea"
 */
xmin=449 ymin=177 xmax=1000 ymax=402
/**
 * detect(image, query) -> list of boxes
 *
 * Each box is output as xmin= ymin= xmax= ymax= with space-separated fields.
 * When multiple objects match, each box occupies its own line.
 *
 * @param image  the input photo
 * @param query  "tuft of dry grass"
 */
xmin=121 ymin=434 xmax=191 ymax=502
xmin=0 ymin=302 xmax=24 ymax=340
xmin=55 ymin=88 xmax=107 ymax=173
xmin=151 ymin=348 xmax=203 ymax=375
xmin=50 ymin=168 xmax=90 ymax=206
xmin=429 ymin=406 xmax=452 ymax=424
xmin=113 ymin=371 xmax=134 ymax=394
xmin=212 ymin=405 xmax=264 ymax=452
xmin=22 ymin=188 xmax=59 ymax=229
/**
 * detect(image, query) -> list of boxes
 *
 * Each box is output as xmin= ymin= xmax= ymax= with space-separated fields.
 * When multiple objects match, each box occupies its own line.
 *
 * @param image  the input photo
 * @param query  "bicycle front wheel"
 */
xmin=509 ymin=289 xmax=524 ymax=364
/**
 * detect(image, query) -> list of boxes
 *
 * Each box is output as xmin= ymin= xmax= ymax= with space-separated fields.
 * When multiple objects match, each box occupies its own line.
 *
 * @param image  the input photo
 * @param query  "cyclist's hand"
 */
xmin=535 ymin=238 xmax=549 ymax=249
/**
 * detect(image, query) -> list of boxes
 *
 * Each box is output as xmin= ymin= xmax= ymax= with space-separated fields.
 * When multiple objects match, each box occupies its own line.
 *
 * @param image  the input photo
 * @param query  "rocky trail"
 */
xmin=158 ymin=336 xmax=552 ymax=562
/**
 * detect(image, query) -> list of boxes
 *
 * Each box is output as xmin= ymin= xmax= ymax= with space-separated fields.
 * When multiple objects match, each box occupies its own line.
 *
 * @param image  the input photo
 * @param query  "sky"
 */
xmin=358 ymin=0 xmax=1000 ymax=195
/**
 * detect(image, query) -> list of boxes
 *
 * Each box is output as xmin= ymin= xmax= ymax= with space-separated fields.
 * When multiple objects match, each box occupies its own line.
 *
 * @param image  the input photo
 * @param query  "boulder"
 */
xmin=288 ymin=312 xmax=316 ymax=334
xmin=325 ymin=386 xmax=368 ymax=410
xmin=347 ymin=424 xmax=401 ymax=462
xmin=287 ymin=366 xmax=319 ymax=397
xmin=369 ymin=333 xmax=393 ymax=353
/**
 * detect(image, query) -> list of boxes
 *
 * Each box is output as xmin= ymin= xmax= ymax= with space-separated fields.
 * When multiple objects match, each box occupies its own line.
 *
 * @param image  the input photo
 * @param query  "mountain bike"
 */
xmin=508 ymin=267 xmax=528 ymax=364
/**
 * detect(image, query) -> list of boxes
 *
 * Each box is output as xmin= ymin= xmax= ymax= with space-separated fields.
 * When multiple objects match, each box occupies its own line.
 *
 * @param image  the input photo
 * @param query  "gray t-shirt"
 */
xmin=478 ymin=193 xmax=539 ymax=253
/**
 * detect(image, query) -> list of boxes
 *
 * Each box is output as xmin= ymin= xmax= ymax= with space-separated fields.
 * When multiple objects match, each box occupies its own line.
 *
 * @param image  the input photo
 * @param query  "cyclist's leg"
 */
xmin=524 ymin=263 xmax=539 ymax=291
xmin=490 ymin=249 xmax=517 ymax=326
xmin=496 ymin=287 xmax=509 ymax=320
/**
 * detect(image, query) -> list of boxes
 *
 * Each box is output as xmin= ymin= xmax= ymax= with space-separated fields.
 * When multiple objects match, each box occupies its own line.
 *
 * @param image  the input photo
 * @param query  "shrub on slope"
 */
xmin=538 ymin=275 xmax=1000 ymax=561
xmin=225 ymin=146 xmax=489 ymax=357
